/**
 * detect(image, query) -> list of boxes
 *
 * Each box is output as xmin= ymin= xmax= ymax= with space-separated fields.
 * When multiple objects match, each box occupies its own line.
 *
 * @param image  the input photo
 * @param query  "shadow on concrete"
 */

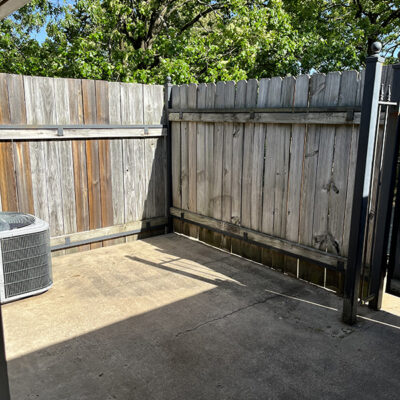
xmin=7 ymin=235 xmax=400 ymax=400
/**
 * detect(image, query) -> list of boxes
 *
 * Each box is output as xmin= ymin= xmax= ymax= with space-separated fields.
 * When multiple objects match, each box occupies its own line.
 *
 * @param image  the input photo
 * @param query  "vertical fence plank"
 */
xmin=134 ymin=139 xmax=146 ymax=221
xmin=221 ymin=81 xmax=236 ymax=251
xmin=242 ymin=80 xmax=256 ymax=230
xmin=312 ymin=72 xmax=340 ymax=252
xmin=123 ymin=139 xmax=137 ymax=224
xmin=69 ymin=78 xmax=90 ymax=251
xmin=143 ymin=84 xmax=164 ymax=125
xmin=298 ymin=73 xmax=327 ymax=285
xmin=262 ymin=78 xmax=278 ymax=235
xmin=230 ymin=80 xmax=246 ymax=255
xmin=196 ymin=83 xmax=207 ymax=217
xmin=251 ymin=80 xmax=265 ymax=233
xmin=72 ymin=140 xmax=90 ymax=245
xmin=5 ymin=75 xmax=33 ymax=216
xmin=13 ymin=142 xmax=34 ymax=214
xmin=82 ymin=79 xmax=101 ymax=249
xmin=188 ymin=83 xmax=198 ymax=238
xmin=272 ymin=77 xmax=294 ymax=270
xmin=171 ymin=85 xmax=182 ymax=232
xmin=121 ymin=83 xmax=145 ymax=242
xmin=241 ymin=79 xmax=260 ymax=261
xmin=326 ymin=70 xmax=358 ymax=290
xmin=180 ymin=84 xmax=190 ymax=235
xmin=210 ymin=81 xmax=226 ymax=247
xmin=86 ymin=138 xmax=102 ymax=246
xmin=54 ymin=78 xmax=76 ymax=255
xmin=24 ymin=76 xmax=57 ymax=124
xmin=0 ymin=73 xmax=10 ymax=211
xmin=6 ymin=74 xmax=25 ymax=124
xmin=108 ymin=82 xmax=125 ymax=244
xmin=144 ymin=86 xmax=164 ymax=224
xmin=313 ymin=72 xmax=341 ymax=286
xmin=24 ymin=76 xmax=50 ymax=223
xmin=298 ymin=139 xmax=320 ymax=280
xmin=248 ymin=78 xmax=266 ymax=261
xmin=144 ymin=84 xmax=165 ymax=219
xmin=41 ymin=78 xmax=64 ymax=239
xmin=261 ymin=77 xmax=282 ymax=266
xmin=342 ymin=70 xmax=364 ymax=256
xmin=99 ymin=139 xmax=113 ymax=226
xmin=144 ymin=138 xmax=157 ymax=218
xmin=0 ymin=74 xmax=10 ymax=124
xmin=96 ymin=81 xmax=113 ymax=246
xmin=29 ymin=141 xmax=49 ymax=222
xmin=200 ymin=83 xmax=216 ymax=245
xmin=46 ymin=139 xmax=64 ymax=237
xmin=0 ymin=73 xmax=10 ymax=212
xmin=0 ymin=143 xmax=18 ymax=212
xmin=285 ymin=74 xmax=309 ymax=276
xmin=55 ymin=78 xmax=75 ymax=232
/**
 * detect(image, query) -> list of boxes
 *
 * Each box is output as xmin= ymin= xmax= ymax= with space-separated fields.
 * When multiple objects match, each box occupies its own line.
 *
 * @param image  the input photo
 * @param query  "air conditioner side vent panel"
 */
xmin=0 ymin=213 xmax=52 ymax=303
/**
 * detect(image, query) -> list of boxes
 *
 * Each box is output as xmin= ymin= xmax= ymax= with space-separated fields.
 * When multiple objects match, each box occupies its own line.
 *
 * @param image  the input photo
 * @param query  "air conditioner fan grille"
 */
xmin=1 ymin=230 xmax=52 ymax=299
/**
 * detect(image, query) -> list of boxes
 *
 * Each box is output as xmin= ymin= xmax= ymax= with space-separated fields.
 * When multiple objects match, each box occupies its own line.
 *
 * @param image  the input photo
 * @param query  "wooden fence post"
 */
xmin=342 ymin=42 xmax=384 ymax=324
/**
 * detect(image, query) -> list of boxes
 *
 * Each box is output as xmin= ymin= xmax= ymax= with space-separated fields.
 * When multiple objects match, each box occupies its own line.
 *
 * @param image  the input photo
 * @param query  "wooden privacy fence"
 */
xmin=0 ymin=67 xmax=394 ymax=292
xmin=169 ymin=67 xmax=394 ymax=293
xmin=0 ymin=74 xmax=167 ymax=252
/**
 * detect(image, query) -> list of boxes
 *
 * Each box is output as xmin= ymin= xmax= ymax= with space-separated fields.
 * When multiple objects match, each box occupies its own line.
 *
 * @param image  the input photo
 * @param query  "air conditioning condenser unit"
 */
xmin=0 ymin=212 xmax=52 ymax=303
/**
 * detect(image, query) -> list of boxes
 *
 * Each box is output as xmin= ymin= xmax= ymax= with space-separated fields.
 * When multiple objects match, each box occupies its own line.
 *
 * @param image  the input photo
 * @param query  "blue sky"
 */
xmin=31 ymin=25 xmax=48 ymax=43
xmin=30 ymin=0 xmax=72 ymax=43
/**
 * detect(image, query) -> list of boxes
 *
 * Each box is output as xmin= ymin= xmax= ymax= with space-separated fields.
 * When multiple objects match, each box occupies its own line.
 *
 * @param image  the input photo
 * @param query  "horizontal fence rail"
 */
xmin=171 ymin=207 xmax=346 ymax=270
xmin=169 ymin=108 xmax=362 ymax=125
xmin=0 ymin=124 xmax=166 ymax=140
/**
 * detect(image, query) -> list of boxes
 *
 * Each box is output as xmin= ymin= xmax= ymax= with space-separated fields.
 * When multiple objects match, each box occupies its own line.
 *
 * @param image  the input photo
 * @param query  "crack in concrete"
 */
xmin=175 ymin=294 xmax=280 ymax=337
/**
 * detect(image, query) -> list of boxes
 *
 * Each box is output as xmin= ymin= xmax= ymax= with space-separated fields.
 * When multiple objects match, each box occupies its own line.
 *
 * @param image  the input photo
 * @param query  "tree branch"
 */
xmin=179 ymin=4 xmax=226 ymax=34
xmin=380 ymin=8 xmax=400 ymax=28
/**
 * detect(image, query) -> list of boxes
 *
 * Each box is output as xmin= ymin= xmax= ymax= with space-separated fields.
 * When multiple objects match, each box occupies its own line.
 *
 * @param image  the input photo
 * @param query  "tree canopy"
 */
xmin=0 ymin=0 xmax=399 ymax=83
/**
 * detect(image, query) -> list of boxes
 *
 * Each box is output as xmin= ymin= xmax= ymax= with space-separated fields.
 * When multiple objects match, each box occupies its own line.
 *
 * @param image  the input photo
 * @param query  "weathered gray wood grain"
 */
xmin=328 ymin=71 xmax=358 ymax=257
xmin=108 ymin=82 xmax=125 ymax=228
xmin=188 ymin=83 xmax=198 ymax=237
xmin=196 ymin=83 xmax=207 ymax=216
xmin=54 ymin=78 xmax=77 ymax=237
xmin=221 ymin=81 xmax=235 ymax=250
xmin=180 ymin=84 xmax=189 ymax=215
xmin=171 ymin=85 xmax=182 ymax=210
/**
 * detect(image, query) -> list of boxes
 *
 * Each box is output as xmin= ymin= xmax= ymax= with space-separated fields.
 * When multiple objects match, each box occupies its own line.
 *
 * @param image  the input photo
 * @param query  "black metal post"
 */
xmin=164 ymin=76 xmax=173 ymax=233
xmin=369 ymin=63 xmax=400 ymax=309
xmin=342 ymin=42 xmax=384 ymax=324
xmin=0 ymin=305 xmax=10 ymax=400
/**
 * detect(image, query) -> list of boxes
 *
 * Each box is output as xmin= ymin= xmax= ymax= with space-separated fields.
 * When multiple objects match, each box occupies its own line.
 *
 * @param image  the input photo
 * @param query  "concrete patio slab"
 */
xmin=2 ymin=233 xmax=400 ymax=399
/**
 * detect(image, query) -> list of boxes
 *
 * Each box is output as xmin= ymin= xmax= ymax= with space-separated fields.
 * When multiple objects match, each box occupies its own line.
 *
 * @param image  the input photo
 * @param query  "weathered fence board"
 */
xmin=0 ymin=74 xmax=167 ymax=252
xmin=230 ymin=80 xmax=245 ymax=255
xmin=168 ymin=111 xmax=361 ymax=125
xmin=170 ymin=71 xmax=372 ymax=292
xmin=284 ymin=74 xmax=309 ymax=275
